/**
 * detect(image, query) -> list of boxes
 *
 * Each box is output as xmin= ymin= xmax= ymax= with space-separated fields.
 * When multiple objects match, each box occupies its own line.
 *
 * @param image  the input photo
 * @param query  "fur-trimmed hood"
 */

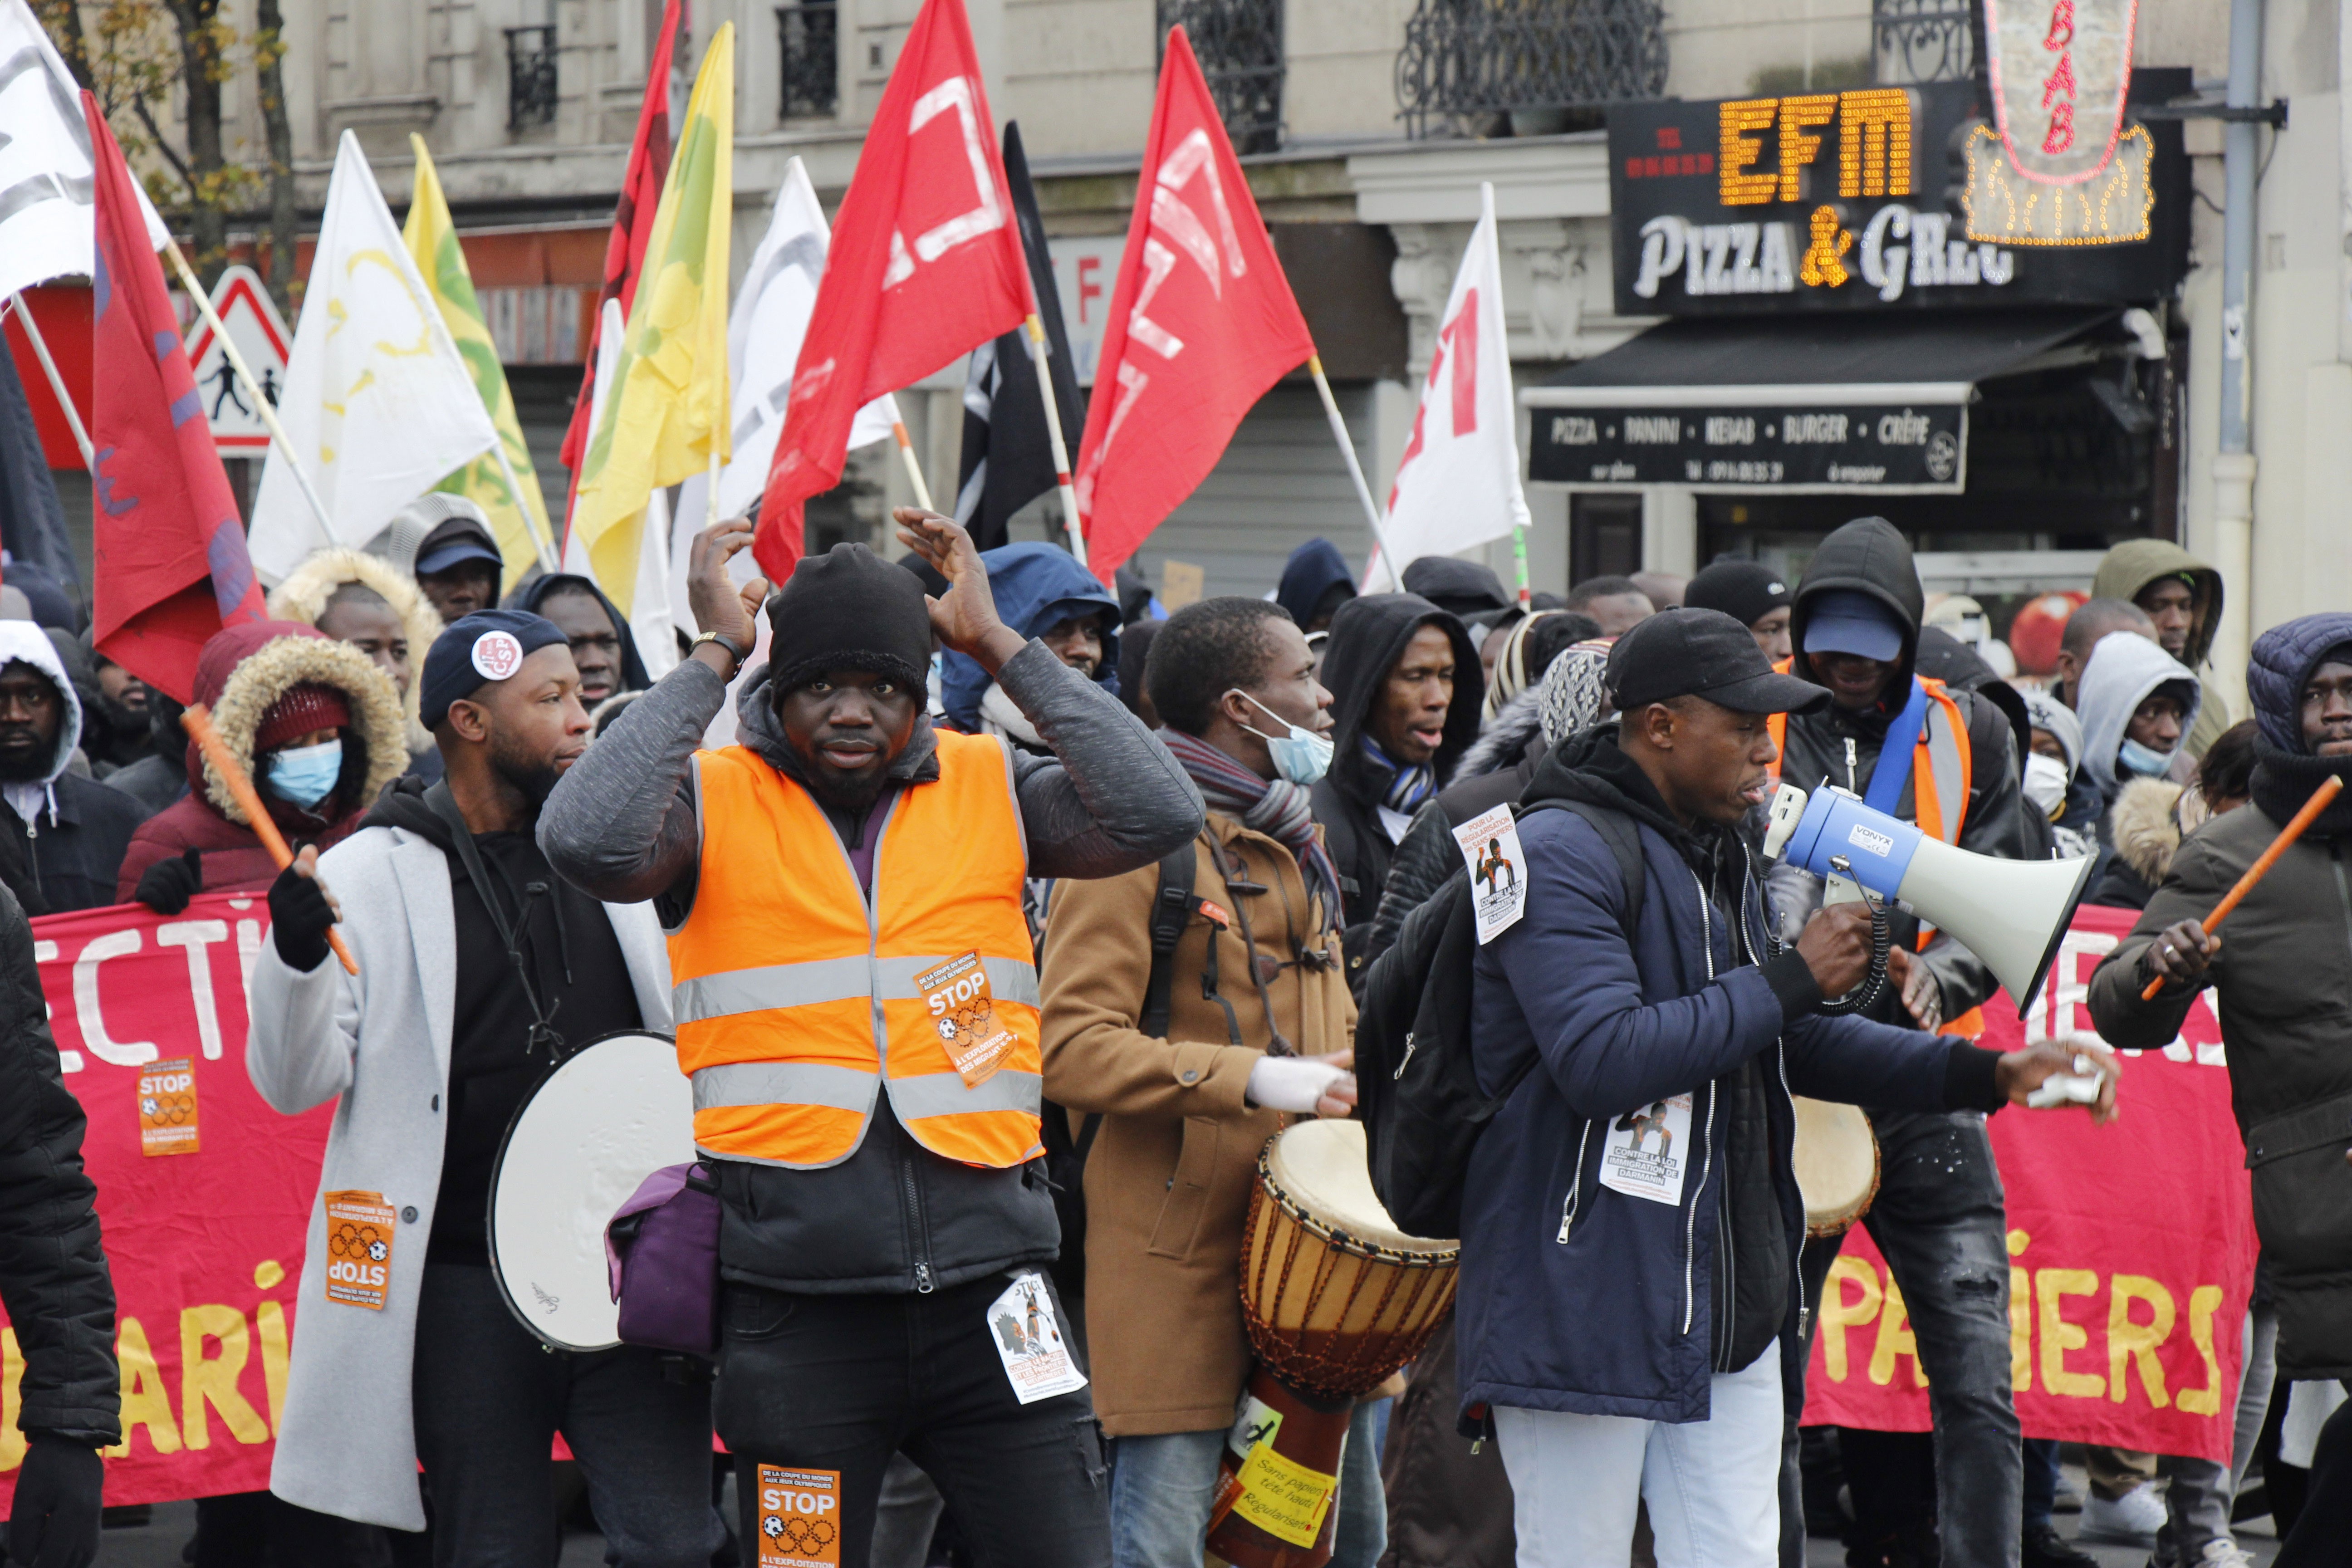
xmin=1457 ymin=685 xmax=1545 ymax=781
xmin=186 ymin=622 xmax=409 ymax=828
xmin=267 ymin=548 xmax=445 ymax=752
xmin=2109 ymin=777 xmax=2185 ymax=889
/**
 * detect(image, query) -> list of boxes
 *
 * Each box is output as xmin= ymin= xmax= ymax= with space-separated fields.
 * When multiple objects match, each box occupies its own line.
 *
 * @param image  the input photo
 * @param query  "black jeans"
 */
xmin=411 ymin=1264 xmax=725 ymax=1568
xmin=714 ymin=1273 xmax=1111 ymax=1568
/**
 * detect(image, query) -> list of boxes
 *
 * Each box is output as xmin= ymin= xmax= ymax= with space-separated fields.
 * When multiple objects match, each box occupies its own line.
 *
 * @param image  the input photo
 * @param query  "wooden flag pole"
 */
xmin=161 ymin=239 xmax=337 ymax=540
xmin=1022 ymin=314 xmax=1088 ymax=568
xmin=891 ymin=420 xmax=936 ymax=513
xmin=5 ymin=293 xmax=96 ymax=467
xmin=183 ymin=705 xmax=358 ymax=976
xmin=1308 ymin=353 xmax=1401 ymax=588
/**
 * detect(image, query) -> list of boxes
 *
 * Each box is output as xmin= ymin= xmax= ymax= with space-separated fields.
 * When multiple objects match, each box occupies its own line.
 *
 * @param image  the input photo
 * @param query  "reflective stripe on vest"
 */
xmin=1767 ymin=670 xmax=1974 ymax=845
xmin=666 ymin=730 xmax=1042 ymax=1171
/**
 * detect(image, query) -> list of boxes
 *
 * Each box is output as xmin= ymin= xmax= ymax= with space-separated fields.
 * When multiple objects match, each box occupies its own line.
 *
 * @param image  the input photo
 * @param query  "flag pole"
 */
xmin=706 ymin=449 xmax=721 ymax=525
xmin=891 ymin=420 xmax=936 ymax=512
xmin=490 ymin=440 xmax=560 ymax=573
xmin=1511 ymin=526 xmax=1532 ymax=608
xmin=5 ymin=294 xmax=95 ymax=467
xmin=1022 ymin=314 xmax=1088 ymax=568
xmin=1308 ymin=353 xmax=1401 ymax=588
xmin=161 ymin=239 xmax=336 ymax=541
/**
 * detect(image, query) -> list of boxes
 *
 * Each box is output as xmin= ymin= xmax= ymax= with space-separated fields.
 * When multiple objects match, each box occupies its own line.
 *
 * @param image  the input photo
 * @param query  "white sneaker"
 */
xmin=2079 ymin=1482 xmax=2166 ymax=1548
xmin=2191 ymin=1540 xmax=2254 ymax=1568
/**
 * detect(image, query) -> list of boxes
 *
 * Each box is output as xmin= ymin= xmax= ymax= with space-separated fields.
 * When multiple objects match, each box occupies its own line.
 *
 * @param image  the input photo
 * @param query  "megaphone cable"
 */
xmin=1813 ymin=856 xmax=1893 ymax=1017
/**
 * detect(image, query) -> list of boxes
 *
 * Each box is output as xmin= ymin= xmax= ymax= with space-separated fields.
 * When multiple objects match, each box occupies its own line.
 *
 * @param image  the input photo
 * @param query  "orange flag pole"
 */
xmin=181 ymin=706 xmax=359 ymax=976
xmin=2140 ymin=773 xmax=2341 ymax=999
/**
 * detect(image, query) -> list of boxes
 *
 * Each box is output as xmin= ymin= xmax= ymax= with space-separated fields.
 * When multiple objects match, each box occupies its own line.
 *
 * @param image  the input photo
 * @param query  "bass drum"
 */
xmin=488 ymin=1030 xmax=695 ymax=1351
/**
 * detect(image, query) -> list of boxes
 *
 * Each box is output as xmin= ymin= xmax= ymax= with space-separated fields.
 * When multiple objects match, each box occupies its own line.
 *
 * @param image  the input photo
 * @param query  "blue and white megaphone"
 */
xmin=1761 ymin=782 xmax=2093 ymax=1017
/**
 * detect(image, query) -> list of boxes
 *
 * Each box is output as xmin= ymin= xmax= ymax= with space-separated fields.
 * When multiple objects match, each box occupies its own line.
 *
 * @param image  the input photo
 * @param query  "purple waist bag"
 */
xmin=605 ymin=1162 xmax=721 ymax=1356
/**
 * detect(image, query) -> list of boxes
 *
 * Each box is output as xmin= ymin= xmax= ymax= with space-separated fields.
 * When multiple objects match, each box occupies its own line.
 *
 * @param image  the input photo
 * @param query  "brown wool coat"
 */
xmin=1040 ymin=808 xmax=1356 ymax=1437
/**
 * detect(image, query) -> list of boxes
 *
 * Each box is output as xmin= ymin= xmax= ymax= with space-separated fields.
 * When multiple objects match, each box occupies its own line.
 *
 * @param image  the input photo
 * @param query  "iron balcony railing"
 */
xmin=777 ymin=1 xmax=839 ymax=119
xmin=505 ymin=25 xmax=558 ymax=130
xmin=1396 ymin=0 xmax=1668 ymax=139
xmin=1160 ymin=0 xmax=1285 ymax=154
xmin=1872 ymin=0 xmax=1979 ymax=85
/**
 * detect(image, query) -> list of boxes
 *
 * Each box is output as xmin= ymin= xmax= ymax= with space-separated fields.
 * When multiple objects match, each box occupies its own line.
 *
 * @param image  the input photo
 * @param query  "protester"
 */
xmin=116 ymin=622 xmax=407 ymax=909
xmin=2053 ymin=598 xmax=2158 ymax=709
xmin=1307 ymin=593 xmax=1481 ymax=987
xmin=402 ymin=498 xmax=507 ymax=623
xmin=1458 ymin=608 xmax=2113 ymax=1568
xmin=1039 ymin=596 xmax=1376 ymax=1567
xmin=1117 ymin=618 xmax=1161 ymax=728
xmin=2094 ymin=541 xmax=2232 ymax=757
xmin=940 ymin=540 xmax=1123 ymax=749
xmin=2088 ymin=721 xmax=2255 ymax=911
xmin=1686 ymin=560 xmax=1793 ymax=662
xmin=246 ymin=609 xmax=724 ymax=1563
xmin=1629 ymin=569 xmax=1687 ymax=610
xmin=1562 ymin=573 xmax=1656 ymax=636
xmin=1478 ymin=609 xmax=1594 ymax=724
xmin=83 ymin=634 xmax=155 ymax=771
xmin=1400 ymin=555 xmax=1512 ymax=632
xmin=0 ymin=872 xmax=117 ymax=1568
xmin=2088 ymin=615 xmax=2352 ymax=1568
xmin=2073 ymin=629 xmax=2202 ymax=876
xmin=507 ymin=572 xmax=649 ymax=709
xmin=1915 ymin=625 xmax=2035 ymax=788
xmin=0 ymin=625 xmax=147 ymax=911
xmin=538 ymin=512 xmax=1200 ymax=1566
xmin=103 ymin=687 xmax=191 ymax=819
xmin=1274 ymin=537 xmax=1358 ymax=634
xmin=1766 ymin=518 xmax=2033 ymax=1568
xmin=270 ymin=547 xmax=448 ymax=765
xmin=2019 ymin=686 xmax=2097 ymax=860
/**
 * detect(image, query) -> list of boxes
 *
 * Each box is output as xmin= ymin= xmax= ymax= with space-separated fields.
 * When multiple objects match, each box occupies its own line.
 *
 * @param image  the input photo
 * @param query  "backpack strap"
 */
xmin=1139 ymin=840 xmax=1198 ymax=1039
xmin=1519 ymin=799 xmax=1646 ymax=933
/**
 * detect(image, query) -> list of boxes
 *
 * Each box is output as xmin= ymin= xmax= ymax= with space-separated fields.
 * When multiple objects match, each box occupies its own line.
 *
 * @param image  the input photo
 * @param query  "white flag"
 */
xmin=1380 ymin=183 xmax=1530 ymax=575
xmin=568 ymin=299 xmax=677 ymax=680
xmin=0 ymin=0 xmax=169 ymax=298
xmin=250 ymin=132 xmax=498 ymax=582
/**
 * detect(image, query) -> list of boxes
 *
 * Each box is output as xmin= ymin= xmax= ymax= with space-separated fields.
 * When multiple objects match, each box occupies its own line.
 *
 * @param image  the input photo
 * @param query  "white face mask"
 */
xmin=1230 ymin=690 xmax=1333 ymax=786
xmin=2023 ymin=752 xmax=2071 ymax=818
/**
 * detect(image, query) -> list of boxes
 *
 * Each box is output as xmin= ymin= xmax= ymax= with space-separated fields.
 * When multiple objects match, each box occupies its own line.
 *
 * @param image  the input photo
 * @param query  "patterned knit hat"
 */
xmin=254 ymin=683 xmax=352 ymax=753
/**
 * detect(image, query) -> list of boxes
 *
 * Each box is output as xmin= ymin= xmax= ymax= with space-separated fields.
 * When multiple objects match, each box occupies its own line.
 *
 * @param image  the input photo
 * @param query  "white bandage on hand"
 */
xmin=1245 ymin=1056 xmax=1352 ymax=1114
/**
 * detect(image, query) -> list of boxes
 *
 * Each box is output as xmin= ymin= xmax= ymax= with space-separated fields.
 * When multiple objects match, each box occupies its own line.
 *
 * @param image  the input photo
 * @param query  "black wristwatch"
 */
xmin=691 ymin=629 xmax=750 ymax=669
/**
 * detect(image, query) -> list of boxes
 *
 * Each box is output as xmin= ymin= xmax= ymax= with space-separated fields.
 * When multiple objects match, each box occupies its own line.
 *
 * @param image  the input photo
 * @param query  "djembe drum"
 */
xmin=1791 ymin=1095 xmax=1881 ymax=1237
xmin=1205 ymin=1120 xmax=1458 ymax=1568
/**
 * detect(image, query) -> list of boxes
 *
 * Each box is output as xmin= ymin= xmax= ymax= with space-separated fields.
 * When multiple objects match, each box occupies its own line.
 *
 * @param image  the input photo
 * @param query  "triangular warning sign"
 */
xmin=182 ymin=264 xmax=293 ymax=455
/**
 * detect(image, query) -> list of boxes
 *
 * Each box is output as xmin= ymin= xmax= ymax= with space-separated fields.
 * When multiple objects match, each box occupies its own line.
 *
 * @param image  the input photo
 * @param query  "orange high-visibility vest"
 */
xmin=667 ymin=729 xmax=1043 ymax=1170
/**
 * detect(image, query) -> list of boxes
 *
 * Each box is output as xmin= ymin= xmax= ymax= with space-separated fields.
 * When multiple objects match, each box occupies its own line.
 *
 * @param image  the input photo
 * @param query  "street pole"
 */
xmin=2213 ymin=0 xmax=2263 ymax=703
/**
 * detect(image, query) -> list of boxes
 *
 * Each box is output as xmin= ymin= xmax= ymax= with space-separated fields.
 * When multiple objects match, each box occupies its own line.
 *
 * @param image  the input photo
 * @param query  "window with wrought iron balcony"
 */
xmin=1160 ymin=0 xmax=1285 ymax=155
xmin=1394 ymin=0 xmax=1668 ymax=139
xmin=779 ymin=1 xmax=839 ymax=120
xmin=506 ymin=25 xmax=559 ymax=131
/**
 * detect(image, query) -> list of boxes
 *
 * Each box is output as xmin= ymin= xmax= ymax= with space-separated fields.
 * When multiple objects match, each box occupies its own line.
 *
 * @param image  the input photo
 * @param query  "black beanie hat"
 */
xmin=768 ymin=543 xmax=935 ymax=692
xmin=1685 ymin=559 xmax=1793 ymax=631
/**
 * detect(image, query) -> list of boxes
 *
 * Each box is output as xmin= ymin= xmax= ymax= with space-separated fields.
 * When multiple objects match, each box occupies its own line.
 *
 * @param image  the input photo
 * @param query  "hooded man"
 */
xmin=2092 ymin=541 xmax=2231 ymax=758
xmin=506 ymin=573 xmax=650 ymax=710
xmin=1275 ymin=538 xmax=1358 ymax=634
xmin=270 ymin=546 xmax=451 ymax=766
xmin=1400 ymin=556 xmax=1512 ymax=631
xmin=2073 ymin=629 xmax=2201 ymax=833
xmin=1767 ymin=517 xmax=2034 ymax=1568
xmin=939 ymin=540 xmax=1122 ymax=750
xmin=1308 ymin=593 xmax=1483 ymax=989
xmin=0 ymin=624 xmax=148 ymax=911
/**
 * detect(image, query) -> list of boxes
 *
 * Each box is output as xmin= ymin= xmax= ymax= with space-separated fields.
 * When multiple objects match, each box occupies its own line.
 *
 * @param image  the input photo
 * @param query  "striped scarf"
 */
xmin=1361 ymin=735 xmax=1436 ymax=815
xmin=1158 ymin=727 xmax=1342 ymax=931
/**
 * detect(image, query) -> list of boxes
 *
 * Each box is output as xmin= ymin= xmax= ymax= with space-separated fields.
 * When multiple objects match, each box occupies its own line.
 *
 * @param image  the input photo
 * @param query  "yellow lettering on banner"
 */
xmin=2036 ymin=1269 xmax=2104 ymax=1397
xmin=2107 ymin=1275 xmax=2176 ymax=1408
xmin=1230 ymin=1440 xmax=1339 ymax=1549
xmin=2176 ymin=1286 xmax=2227 ymax=1416
xmin=1718 ymin=100 xmax=1780 ymax=205
xmin=180 ymin=1304 xmax=268 ymax=1449
xmin=2007 ymin=1230 xmax=2033 ymax=1392
xmin=1819 ymin=1255 xmax=1882 ymax=1382
xmin=0 ymin=1328 xmax=24 ymax=1470
xmin=105 ymin=1318 xmax=183 ymax=1457
xmin=1869 ymin=1281 xmax=1929 ymax=1388
xmin=257 ymin=1302 xmax=290 ymax=1435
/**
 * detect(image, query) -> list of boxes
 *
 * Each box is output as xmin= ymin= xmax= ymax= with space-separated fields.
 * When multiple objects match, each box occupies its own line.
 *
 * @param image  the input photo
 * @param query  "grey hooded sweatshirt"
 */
xmin=0 ymin=625 xmax=147 ymax=911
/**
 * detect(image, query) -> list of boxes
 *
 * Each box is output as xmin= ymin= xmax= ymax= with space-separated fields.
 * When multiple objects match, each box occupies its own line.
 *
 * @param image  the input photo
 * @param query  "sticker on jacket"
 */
xmin=986 ymin=1272 xmax=1087 ymax=1404
xmin=916 ymin=952 xmax=1015 ymax=1088
xmin=1597 ymin=1094 xmax=1693 ymax=1205
xmin=137 ymin=1057 xmax=198 ymax=1157
xmin=1451 ymin=804 xmax=1528 ymax=944
xmin=754 ymin=1466 xmax=841 ymax=1567
xmin=322 ymin=1190 xmax=396 ymax=1309
xmin=1210 ymin=1394 xmax=1341 ymax=1549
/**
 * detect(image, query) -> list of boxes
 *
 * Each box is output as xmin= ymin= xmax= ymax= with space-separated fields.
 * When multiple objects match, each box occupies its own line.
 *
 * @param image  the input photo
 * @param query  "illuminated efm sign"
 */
xmin=1607 ymin=77 xmax=2188 ymax=317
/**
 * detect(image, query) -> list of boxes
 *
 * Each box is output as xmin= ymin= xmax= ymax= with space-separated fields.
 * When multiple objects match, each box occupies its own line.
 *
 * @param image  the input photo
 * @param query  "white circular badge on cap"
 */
xmin=471 ymin=630 xmax=525 ymax=681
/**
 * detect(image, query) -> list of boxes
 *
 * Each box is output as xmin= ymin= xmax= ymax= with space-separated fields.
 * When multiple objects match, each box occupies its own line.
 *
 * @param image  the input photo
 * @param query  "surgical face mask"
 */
xmin=1231 ymin=690 xmax=1333 ymax=786
xmin=266 ymin=739 xmax=343 ymax=809
xmin=2023 ymin=752 xmax=2071 ymax=818
xmin=2117 ymin=736 xmax=2174 ymax=778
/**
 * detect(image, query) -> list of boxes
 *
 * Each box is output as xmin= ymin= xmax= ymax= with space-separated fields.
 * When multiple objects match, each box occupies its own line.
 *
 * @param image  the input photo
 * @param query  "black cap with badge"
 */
xmin=1607 ymin=608 xmax=1830 ymax=715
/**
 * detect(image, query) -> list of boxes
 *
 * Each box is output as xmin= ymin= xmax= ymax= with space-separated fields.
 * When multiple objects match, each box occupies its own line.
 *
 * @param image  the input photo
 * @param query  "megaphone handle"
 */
xmin=1816 ymin=858 xmax=1894 ymax=1015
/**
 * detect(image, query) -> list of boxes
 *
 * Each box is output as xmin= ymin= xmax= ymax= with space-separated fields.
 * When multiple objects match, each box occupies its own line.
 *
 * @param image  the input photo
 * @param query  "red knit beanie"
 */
xmin=255 ymin=684 xmax=352 ymax=753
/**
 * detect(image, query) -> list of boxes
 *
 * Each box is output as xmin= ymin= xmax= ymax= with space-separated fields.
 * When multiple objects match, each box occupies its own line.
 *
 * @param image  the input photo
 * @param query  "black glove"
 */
xmin=7 ymin=1436 xmax=103 ymax=1568
xmin=132 ymin=846 xmax=202 ymax=915
xmin=268 ymin=859 xmax=336 ymax=971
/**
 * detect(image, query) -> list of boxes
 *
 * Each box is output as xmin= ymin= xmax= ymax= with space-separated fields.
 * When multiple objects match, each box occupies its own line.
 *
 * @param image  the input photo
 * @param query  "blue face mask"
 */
xmin=266 ymin=739 xmax=343 ymax=809
xmin=2117 ymin=736 xmax=2174 ymax=778
xmin=1232 ymin=691 xmax=1333 ymax=786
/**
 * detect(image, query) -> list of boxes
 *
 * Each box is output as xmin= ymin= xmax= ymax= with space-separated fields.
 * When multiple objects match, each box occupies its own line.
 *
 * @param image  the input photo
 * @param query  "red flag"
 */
xmin=84 ymin=93 xmax=265 ymax=704
xmin=557 ymin=0 xmax=678 ymax=527
xmin=1072 ymin=28 xmax=1315 ymax=584
xmin=754 ymin=0 xmax=1029 ymax=581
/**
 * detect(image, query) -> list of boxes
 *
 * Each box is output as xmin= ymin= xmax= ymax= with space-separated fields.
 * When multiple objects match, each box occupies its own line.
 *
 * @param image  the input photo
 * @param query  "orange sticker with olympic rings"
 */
xmin=754 ymin=1466 xmax=842 ymax=1566
xmin=322 ymin=1191 xmax=396 ymax=1310
xmin=915 ymin=952 xmax=1015 ymax=1088
xmin=137 ymin=1057 xmax=198 ymax=1156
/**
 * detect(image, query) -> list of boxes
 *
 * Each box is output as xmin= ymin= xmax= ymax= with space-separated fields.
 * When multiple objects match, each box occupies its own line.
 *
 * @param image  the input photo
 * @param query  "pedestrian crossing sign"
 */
xmin=181 ymin=263 xmax=292 ymax=455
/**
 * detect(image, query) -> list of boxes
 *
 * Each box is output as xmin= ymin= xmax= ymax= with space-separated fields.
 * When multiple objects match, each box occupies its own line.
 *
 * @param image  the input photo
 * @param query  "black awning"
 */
xmin=1522 ymin=309 xmax=2125 ymax=493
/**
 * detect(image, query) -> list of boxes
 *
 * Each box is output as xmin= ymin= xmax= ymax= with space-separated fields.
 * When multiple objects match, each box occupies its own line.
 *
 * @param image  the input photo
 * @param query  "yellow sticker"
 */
xmin=1229 ymin=1438 xmax=1339 ymax=1548
xmin=755 ymin=1465 xmax=842 ymax=1567
xmin=137 ymin=1057 xmax=198 ymax=1157
xmin=322 ymin=1191 xmax=395 ymax=1310
xmin=914 ymin=952 xmax=1015 ymax=1088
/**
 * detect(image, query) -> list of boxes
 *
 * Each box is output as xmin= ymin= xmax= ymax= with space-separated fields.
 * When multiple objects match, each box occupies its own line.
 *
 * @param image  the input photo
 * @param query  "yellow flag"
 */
xmin=401 ymin=136 xmax=555 ymax=589
xmin=571 ymin=22 xmax=734 ymax=615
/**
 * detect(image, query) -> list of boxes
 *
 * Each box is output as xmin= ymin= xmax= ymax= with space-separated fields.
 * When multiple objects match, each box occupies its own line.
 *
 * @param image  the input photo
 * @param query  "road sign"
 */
xmin=181 ymin=264 xmax=292 ymax=456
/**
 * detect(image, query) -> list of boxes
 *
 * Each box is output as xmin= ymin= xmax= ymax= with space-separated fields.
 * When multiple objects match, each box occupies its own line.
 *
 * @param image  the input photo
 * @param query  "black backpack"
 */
xmin=1355 ymin=799 xmax=1646 ymax=1240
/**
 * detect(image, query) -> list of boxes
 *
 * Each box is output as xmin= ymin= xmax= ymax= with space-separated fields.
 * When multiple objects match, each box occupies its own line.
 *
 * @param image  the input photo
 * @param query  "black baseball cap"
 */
xmin=1607 ymin=608 xmax=1830 ymax=714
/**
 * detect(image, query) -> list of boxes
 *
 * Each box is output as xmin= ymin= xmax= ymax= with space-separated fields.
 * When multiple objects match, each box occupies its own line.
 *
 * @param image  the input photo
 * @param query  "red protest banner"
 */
xmin=0 ymin=895 xmax=332 ymax=1509
xmin=1802 ymin=904 xmax=2257 ymax=1462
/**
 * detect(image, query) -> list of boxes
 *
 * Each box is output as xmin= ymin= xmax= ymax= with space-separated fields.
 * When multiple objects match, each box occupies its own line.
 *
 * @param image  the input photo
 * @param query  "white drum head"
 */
xmin=1791 ymin=1096 xmax=1878 ymax=1232
xmin=489 ymin=1031 xmax=695 ymax=1351
xmin=1265 ymin=1118 xmax=1455 ymax=1253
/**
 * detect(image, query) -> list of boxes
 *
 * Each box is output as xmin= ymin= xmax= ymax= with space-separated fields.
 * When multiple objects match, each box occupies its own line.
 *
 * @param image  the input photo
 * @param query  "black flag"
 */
xmin=0 ymin=325 xmax=86 ymax=618
xmin=954 ymin=122 xmax=1086 ymax=551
